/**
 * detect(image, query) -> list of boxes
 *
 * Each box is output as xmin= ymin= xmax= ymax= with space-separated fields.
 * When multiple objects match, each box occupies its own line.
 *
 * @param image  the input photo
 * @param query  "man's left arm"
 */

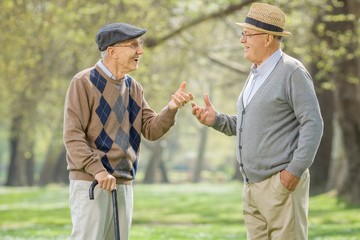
xmin=282 ymin=68 xmax=324 ymax=190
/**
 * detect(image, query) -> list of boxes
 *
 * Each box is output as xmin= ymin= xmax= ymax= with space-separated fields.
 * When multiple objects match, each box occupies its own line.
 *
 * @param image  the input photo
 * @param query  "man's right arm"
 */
xmin=191 ymin=94 xmax=237 ymax=136
xmin=63 ymin=76 xmax=106 ymax=178
xmin=211 ymin=112 xmax=237 ymax=136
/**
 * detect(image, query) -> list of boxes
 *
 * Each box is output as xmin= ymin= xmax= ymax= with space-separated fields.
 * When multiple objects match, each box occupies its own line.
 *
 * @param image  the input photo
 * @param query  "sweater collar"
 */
xmin=95 ymin=61 xmax=127 ymax=85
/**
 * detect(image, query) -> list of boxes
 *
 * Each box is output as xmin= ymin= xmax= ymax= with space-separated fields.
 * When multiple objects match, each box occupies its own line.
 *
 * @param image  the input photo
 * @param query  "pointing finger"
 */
xmin=178 ymin=81 xmax=187 ymax=92
xmin=204 ymin=94 xmax=212 ymax=107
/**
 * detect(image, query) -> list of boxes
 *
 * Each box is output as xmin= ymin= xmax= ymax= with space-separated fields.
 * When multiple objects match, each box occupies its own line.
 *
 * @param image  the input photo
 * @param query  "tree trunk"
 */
xmin=307 ymin=8 xmax=338 ymax=195
xmin=53 ymin=147 xmax=69 ymax=184
xmin=327 ymin=117 xmax=347 ymax=190
xmin=6 ymin=115 xmax=27 ymax=186
xmin=192 ymin=126 xmax=208 ymax=183
xmin=158 ymin=155 xmax=169 ymax=183
xmin=39 ymin=145 xmax=69 ymax=185
xmin=143 ymin=141 xmax=165 ymax=184
xmin=25 ymin=142 xmax=35 ymax=186
xmin=310 ymin=90 xmax=334 ymax=194
xmin=39 ymin=151 xmax=56 ymax=186
xmin=39 ymin=142 xmax=65 ymax=185
xmin=323 ymin=0 xmax=360 ymax=204
xmin=309 ymin=78 xmax=334 ymax=195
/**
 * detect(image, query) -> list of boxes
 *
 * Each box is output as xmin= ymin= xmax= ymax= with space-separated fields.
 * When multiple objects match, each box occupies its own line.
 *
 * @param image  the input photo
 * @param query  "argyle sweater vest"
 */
xmin=90 ymin=68 xmax=141 ymax=180
xmin=64 ymin=65 xmax=177 ymax=184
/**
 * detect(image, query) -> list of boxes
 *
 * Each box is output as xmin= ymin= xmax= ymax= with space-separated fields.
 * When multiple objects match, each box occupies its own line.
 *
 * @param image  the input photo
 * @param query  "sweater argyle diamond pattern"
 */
xmin=90 ymin=69 xmax=140 ymax=176
xmin=126 ymin=78 xmax=141 ymax=153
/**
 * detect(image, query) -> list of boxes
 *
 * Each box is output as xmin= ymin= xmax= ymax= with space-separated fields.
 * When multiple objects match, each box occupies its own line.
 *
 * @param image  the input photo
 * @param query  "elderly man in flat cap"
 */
xmin=192 ymin=3 xmax=323 ymax=239
xmin=63 ymin=22 xmax=193 ymax=240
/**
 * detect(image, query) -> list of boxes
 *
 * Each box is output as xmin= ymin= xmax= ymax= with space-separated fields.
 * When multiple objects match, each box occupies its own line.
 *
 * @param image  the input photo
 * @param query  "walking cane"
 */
xmin=89 ymin=180 xmax=120 ymax=240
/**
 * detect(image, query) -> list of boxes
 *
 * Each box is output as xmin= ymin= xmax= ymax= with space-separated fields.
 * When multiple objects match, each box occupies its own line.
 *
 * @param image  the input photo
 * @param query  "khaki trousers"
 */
xmin=243 ymin=170 xmax=309 ymax=240
xmin=69 ymin=180 xmax=133 ymax=240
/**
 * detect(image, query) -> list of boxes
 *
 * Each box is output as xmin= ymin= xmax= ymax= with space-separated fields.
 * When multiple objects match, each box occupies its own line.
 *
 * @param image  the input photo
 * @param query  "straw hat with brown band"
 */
xmin=236 ymin=3 xmax=291 ymax=37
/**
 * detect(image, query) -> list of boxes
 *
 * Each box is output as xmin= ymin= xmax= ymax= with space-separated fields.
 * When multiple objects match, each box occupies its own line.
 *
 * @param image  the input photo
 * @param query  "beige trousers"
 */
xmin=243 ymin=170 xmax=309 ymax=240
xmin=69 ymin=180 xmax=133 ymax=240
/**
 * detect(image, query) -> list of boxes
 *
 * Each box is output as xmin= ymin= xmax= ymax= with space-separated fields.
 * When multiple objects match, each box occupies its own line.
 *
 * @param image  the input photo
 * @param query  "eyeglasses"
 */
xmin=111 ymin=39 xmax=144 ymax=49
xmin=241 ymin=32 xmax=268 ymax=39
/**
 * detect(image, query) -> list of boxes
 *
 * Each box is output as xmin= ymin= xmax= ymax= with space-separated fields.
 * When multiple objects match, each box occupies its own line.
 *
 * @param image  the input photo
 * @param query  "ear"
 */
xmin=265 ymin=34 xmax=274 ymax=47
xmin=107 ymin=47 xmax=118 ymax=59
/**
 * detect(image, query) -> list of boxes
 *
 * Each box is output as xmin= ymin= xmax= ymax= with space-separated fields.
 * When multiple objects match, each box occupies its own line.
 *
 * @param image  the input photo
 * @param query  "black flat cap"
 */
xmin=95 ymin=23 xmax=147 ymax=51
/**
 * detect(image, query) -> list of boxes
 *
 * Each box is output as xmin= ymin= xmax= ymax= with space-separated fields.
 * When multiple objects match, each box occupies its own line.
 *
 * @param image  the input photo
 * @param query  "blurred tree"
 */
xmin=0 ymin=0 xmax=101 ymax=185
xmin=1 ymin=1 xmax=54 ymax=185
xmin=300 ymin=0 xmax=360 ymax=203
xmin=0 ymin=0 xmax=359 ymax=192
xmin=143 ymin=140 xmax=169 ymax=183
xmin=320 ymin=0 xmax=360 ymax=204
xmin=307 ymin=2 xmax=336 ymax=195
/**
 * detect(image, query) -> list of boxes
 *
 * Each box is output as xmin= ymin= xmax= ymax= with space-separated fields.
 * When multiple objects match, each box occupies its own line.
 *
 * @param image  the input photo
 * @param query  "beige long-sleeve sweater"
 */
xmin=63 ymin=64 xmax=177 ymax=184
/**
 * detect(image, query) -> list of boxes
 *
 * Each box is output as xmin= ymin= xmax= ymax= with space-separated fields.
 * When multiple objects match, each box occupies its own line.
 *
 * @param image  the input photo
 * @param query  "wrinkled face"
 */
xmin=110 ymin=37 xmax=144 ymax=73
xmin=240 ymin=28 xmax=269 ymax=66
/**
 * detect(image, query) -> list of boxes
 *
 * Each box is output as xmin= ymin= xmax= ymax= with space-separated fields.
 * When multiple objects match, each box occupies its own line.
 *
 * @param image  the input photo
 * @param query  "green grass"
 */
xmin=0 ymin=183 xmax=359 ymax=239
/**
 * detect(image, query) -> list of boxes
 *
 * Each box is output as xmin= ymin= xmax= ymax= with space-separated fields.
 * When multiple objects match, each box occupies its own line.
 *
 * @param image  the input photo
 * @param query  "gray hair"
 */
xmin=101 ymin=50 xmax=107 ymax=59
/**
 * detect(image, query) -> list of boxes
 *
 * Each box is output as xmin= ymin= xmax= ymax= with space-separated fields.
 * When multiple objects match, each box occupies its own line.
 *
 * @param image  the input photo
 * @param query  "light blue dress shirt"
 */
xmin=97 ymin=59 xmax=117 ymax=80
xmin=242 ymin=49 xmax=283 ymax=107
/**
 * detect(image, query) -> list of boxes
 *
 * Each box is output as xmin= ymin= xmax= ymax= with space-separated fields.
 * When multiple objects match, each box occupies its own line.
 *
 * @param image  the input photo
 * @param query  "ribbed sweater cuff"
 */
xmin=286 ymin=160 xmax=307 ymax=178
xmin=84 ymin=160 xmax=107 ymax=177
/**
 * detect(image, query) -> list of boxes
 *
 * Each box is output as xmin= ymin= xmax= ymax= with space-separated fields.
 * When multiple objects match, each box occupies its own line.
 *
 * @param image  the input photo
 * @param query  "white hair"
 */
xmin=101 ymin=50 xmax=108 ymax=59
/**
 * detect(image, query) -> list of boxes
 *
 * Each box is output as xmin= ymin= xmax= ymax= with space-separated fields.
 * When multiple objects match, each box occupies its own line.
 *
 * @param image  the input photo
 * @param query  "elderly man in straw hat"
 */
xmin=192 ymin=3 xmax=323 ymax=239
xmin=64 ymin=22 xmax=193 ymax=240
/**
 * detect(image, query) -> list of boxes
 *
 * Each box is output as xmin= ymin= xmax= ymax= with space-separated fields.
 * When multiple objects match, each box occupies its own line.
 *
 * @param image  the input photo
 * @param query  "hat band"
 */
xmin=245 ymin=17 xmax=284 ymax=32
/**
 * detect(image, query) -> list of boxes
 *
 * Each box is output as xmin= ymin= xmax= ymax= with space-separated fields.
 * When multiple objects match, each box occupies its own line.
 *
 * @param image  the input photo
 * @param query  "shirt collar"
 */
xmin=97 ymin=59 xmax=117 ymax=80
xmin=251 ymin=49 xmax=282 ymax=76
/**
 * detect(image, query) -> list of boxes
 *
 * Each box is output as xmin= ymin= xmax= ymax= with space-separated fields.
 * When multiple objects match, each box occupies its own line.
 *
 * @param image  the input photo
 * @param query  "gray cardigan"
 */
xmin=212 ymin=53 xmax=323 ymax=183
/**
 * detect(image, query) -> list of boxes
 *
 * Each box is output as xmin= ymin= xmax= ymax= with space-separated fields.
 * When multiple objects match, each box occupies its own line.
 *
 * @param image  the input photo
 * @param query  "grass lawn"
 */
xmin=0 ymin=182 xmax=359 ymax=239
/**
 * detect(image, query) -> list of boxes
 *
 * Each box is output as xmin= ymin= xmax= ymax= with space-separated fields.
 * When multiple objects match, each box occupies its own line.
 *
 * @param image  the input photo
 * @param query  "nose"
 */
xmin=137 ymin=45 xmax=144 ymax=54
xmin=240 ymin=36 xmax=246 ymax=43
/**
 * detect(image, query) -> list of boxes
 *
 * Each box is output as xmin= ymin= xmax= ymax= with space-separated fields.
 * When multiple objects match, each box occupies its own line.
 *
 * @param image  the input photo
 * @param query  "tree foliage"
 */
xmin=0 ymin=0 xmax=359 ymax=204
